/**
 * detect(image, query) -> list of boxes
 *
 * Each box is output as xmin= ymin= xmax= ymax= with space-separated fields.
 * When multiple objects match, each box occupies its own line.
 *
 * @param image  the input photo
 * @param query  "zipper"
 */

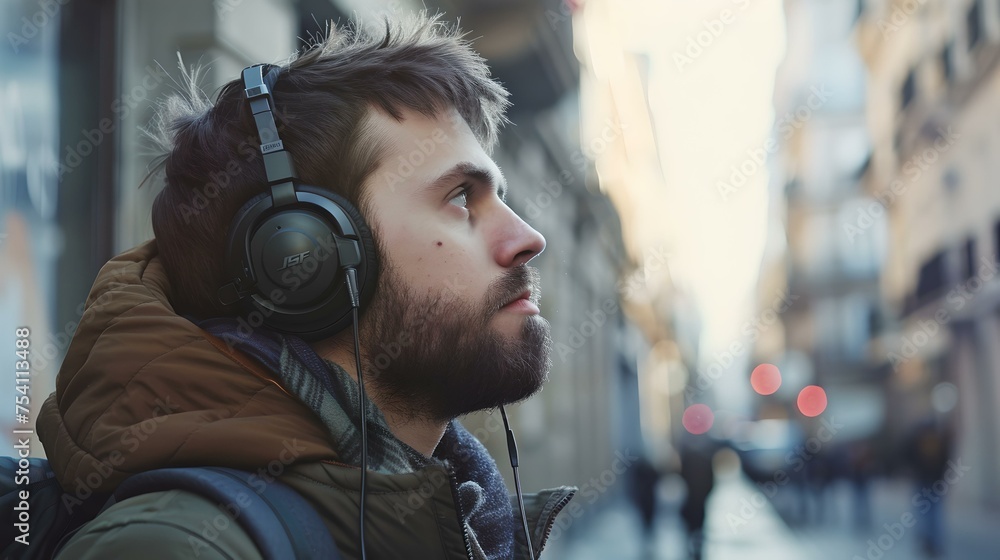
xmin=535 ymin=489 xmax=577 ymax=556
xmin=446 ymin=465 xmax=476 ymax=560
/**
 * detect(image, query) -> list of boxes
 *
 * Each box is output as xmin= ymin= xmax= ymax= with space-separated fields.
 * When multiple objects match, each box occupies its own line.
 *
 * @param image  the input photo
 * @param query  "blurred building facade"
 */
xmin=857 ymin=0 xmax=1000 ymax=508
xmin=0 ymin=0 xmax=63 ymax=456
xmin=761 ymin=0 xmax=1000 ymax=511
xmin=760 ymin=0 xmax=887 ymax=457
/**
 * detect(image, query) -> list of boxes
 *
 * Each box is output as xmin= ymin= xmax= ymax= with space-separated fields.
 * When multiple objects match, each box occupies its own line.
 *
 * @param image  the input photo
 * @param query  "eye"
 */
xmin=447 ymin=184 xmax=472 ymax=208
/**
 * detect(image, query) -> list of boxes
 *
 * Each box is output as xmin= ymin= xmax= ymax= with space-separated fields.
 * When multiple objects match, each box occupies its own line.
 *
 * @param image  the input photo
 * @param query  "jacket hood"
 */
xmin=37 ymin=239 xmax=338 ymax=494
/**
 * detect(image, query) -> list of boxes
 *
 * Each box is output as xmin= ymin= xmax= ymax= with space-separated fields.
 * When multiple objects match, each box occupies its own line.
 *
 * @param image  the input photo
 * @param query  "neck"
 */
xmin=312 ymin=336 xmax=448 ymax=457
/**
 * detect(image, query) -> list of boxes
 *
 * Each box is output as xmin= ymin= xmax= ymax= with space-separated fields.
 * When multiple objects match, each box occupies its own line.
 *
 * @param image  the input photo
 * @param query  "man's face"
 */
xmin=356 ymin=106 xmax=551 ymax=422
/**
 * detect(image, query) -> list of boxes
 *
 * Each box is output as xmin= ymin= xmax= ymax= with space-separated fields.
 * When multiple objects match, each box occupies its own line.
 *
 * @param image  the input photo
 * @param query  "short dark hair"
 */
xmin=148 ymin=12 xmax=510 ymax=318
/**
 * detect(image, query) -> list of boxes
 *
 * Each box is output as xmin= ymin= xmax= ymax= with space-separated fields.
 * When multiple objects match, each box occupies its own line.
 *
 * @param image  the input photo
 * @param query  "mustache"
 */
xmin=484 ymin=265 xmax=541 ymax=313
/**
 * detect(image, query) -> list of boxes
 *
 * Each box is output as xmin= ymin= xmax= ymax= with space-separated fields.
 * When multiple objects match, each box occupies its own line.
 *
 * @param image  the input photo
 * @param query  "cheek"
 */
xmin=382 ymin=218 xmax=485 ymax=298
xmin=414 ymin=241 xmax=482 ymax=299
xmin=386 ymin=237 xmax=461 ymax=295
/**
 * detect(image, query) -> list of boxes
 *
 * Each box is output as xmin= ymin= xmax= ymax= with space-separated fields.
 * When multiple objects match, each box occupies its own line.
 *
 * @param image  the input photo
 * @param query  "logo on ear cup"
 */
xmin=262 ymin=230 xmax=324 ymax=289
xmin=278 ymin=251 xmax=311 ymax=271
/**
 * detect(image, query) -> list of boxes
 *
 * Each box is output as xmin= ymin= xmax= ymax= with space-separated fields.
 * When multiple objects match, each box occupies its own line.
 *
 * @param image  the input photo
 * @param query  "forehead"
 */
xmin=363 ymin=106 xmax=501 ymax=196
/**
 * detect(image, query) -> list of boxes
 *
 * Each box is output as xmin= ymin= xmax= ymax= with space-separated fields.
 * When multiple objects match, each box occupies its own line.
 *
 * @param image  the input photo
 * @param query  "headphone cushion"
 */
xmin=296 ymin=185 xmax=380 ymax=308
xmin=222 ymin=185 xmax=380 ymax=340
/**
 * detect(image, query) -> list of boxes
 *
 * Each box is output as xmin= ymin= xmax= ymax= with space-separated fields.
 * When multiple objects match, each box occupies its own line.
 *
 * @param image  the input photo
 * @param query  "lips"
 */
xmin=502 ymin=290 xmax=531 ymax=309
xmin=490 ymin=266 xmax=542 ymax=314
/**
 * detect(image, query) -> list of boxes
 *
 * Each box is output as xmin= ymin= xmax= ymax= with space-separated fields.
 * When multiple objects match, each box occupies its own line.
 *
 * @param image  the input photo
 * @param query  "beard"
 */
xmin=357 ymin=261 xmax=552 ymax=422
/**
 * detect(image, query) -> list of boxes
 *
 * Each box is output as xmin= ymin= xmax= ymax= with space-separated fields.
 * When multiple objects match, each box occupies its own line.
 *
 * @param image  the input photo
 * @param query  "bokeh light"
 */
xmin=797 ymin=385 xmax=828 ymax=417
xmin=682 ymin=404 xmax=714 ymax=435
xmin=750 ymin=363 xmax=782 ymax=395
xmin=931 ymin=382 xmax=959 ymax=413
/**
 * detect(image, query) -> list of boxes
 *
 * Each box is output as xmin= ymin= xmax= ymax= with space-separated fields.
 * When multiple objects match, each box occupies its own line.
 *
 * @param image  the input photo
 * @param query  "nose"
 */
xmin=494 ymin=205 xmax=546 ymax=268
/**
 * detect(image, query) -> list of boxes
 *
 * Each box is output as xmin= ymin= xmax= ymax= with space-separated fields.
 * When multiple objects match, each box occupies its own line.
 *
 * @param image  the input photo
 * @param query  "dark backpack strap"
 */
xmin=110 ymin=467 xmax=340 ymax=560
xmin=2 ymin=457 xmax=113 ymax=560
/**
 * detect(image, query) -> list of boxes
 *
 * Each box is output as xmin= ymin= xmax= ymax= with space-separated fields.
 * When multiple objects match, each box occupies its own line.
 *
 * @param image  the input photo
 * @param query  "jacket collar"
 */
xmin=513 ymin=486 xmax=578 ymax=559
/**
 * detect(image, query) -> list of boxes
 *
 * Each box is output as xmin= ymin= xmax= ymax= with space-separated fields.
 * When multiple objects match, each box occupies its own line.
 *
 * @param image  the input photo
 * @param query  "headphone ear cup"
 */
xmin=296 ymin=186 xmax=380 ymax=310
xmin=224 ymin=191 xmax=269 ymax=260
xmin=222 ymin=185 xmax=380 ymax=340
xmin=221 ymin=190 xmax=271 ymax=299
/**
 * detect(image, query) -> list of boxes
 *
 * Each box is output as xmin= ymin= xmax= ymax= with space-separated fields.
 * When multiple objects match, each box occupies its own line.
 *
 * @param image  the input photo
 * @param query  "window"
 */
xmin=993 ymin=220 xmax=1000 ymax=263
xmin=900 ymin=68 xmax=916 ymax=110
xmin=940 ymin=42 xmax=953 ymax=83
xmin=968 ymin=0 xmax=982 ymax=50
xmin=915 ymin=251 xmax=946 ymax=303
xmin=785 ymin=178 xmax=800 ymax=200
xmin=963 ymin=237 xmax=976 ymax=280
xmin=868 ymin=304 xmax=883 ymax=336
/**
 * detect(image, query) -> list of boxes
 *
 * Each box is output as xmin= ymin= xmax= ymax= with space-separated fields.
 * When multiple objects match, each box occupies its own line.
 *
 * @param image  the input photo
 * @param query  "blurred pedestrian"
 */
xmin=848 ymin=440 xmax=875 ymax=532
xmin=679 ymin=435 xmax=717 ymax=560
xmin=628 ymin=454 xmax=662 ymax=554
xmin=904 ymin=415 xmax=952 ymax=558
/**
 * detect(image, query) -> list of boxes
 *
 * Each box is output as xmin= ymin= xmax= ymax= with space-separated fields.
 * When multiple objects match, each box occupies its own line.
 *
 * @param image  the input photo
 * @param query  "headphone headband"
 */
xmin=242 ymin=64 xmax=297 ymax=186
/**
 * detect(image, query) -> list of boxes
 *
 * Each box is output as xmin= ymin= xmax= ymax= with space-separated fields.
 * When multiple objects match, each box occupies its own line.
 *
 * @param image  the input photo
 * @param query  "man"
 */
xmin=37 ymin=12 xmax=575 ymax=559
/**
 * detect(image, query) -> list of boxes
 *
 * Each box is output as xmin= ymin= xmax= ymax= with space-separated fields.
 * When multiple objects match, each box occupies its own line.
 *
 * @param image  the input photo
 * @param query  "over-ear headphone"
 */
xmin=216 ymin=64 xmax=379 ymax=342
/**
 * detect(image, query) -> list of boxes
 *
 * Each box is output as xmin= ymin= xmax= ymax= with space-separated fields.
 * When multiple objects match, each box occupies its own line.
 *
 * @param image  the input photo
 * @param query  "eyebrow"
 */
xmin=425 ymin=161 xmax=507 ymax=202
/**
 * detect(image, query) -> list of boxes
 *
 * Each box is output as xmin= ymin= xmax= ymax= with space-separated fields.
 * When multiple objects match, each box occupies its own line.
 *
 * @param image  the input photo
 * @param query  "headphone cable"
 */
xmin=501 ymin=406 xmax=535 ymax=559
xmin=346 ymin=268 xmax=367 ymax=560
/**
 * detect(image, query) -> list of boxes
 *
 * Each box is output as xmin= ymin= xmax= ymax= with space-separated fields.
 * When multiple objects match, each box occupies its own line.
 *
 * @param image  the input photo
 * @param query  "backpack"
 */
xmin=0 ymin=457 xmax=342 ymax=559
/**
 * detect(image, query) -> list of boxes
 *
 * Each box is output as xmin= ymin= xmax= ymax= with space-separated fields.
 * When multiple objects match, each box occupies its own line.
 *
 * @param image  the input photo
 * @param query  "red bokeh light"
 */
xmin=797 ymin=385 xmax=828 ymax=417
xmin=682 ymin=404 xmax=714 ymax=435
xmin=750 ymin=363 xmax=782 ymax=395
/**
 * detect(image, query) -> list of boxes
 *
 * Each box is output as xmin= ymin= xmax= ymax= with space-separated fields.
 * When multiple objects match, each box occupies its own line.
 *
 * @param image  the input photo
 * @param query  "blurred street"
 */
xmin=546 ymin=461 xmax=1000 ymax=560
